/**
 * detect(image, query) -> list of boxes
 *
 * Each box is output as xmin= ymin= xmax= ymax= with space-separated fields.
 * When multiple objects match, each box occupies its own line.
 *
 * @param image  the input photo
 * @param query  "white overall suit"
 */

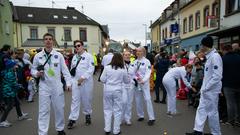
xmin=194 ymin=49 xmax=222 ymax=135
xmin=162 ymin=66 xmax=192 ymax=114
xmin=100 ymin=65 xmax=129 ymax=134
xmin=31 ymin=49 xmax=71 ymax=135
xmin=68 ymin=51 xmax=94 ymax=121
xmin=129 ymin=57 xmax=155 ymax=120
xmin=101 ymin=53 xmax=113 ymax=67
xmin=122 ymin=62 xmax=134 ymax=124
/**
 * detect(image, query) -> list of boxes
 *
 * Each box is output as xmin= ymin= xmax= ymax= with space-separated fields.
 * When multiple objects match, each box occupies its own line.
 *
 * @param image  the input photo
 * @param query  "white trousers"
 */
xmin=162 ymin=76 xmax=177 ymax=114
xmin=27 ymin=81 xmax=35 ymax=102
xmin=69 ymin=79 xmax=93 ymax=121
xmin=122 ymin=86 xmax=134 ymax=122
xmin=104 ymin=90 xmax=122 ymax=134
xmin=194 ymin=92 xmax=221 ymax=135
xmin=38 ymin=93 xmax=65 ymax=135
xmin=134 ymin=83 xmax=155 ymax=120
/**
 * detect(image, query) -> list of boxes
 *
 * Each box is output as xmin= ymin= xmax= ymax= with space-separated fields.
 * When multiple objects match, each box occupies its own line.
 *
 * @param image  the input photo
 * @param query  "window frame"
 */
xmin=189 ymin=15 xmax=193 ymax=32
xmin=47 ymin=27 xmax=55 ymax=38
xmin=183 ymin=18 xmax=187 ymax=34
xmin=195 ymin=11 xmax=201 ymax=30
xmin=64 ymin=28 xmax=72 ymax=41
xmin=212 ymin=2 xmax=219 ymax=17
xmin=29 ymin=27 xmax=38 ymax=39
xmin=79 ymin=28 xmax=87 ymax=42
xmin=203 ymin=5 xmax=210 ymax=27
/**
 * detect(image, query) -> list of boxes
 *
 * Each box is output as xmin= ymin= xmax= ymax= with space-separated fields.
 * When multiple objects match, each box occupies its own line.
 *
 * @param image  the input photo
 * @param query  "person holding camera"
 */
xmin=31 ymin=33 xmax=72 ymax=135
xmin=67 ymin=40 xmax=95 ymax=129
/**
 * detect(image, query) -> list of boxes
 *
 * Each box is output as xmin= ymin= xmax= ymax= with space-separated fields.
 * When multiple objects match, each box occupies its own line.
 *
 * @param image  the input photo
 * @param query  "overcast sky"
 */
xmin=11 ymin=0 xmax=174 ymax=45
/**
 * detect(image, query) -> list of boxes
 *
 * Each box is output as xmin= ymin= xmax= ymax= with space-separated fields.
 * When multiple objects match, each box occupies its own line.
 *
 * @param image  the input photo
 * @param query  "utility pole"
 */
xmin=28 ymin=0 xmax=31 ymax=7
xmin=143 ymin=24 xmax=147 ymax=47
xmin=81 ymin=5 xmax=84 ymax=13
xmin=52 ymin=0 xmax=55 ymax=8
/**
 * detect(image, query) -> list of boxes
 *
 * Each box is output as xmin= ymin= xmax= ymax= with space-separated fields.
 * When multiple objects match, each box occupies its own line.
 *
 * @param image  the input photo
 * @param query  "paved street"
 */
xmin=1 ymin=74 xmax=240 ymax=135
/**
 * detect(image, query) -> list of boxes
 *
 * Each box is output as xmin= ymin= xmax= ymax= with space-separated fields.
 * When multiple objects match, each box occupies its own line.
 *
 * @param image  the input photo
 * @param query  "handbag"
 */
xmin=70 ymin=56 xmax=82 ymax=76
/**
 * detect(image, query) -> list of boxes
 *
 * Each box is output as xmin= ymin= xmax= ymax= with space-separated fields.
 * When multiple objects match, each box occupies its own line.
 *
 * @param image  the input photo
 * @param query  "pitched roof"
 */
xmin=14 ymin=6 xmax=100 ymax=26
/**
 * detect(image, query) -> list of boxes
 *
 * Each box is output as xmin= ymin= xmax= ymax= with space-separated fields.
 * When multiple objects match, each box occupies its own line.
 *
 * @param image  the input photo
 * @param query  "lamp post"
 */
xmin=142 ymin=24 xmax=147 ymax=47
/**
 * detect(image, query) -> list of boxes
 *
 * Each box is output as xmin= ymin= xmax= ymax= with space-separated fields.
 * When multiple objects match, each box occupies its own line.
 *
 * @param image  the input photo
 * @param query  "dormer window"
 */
xmin=53 ymin=15 xmax=58 ymax=19
xmin=27 ymin=14 xmax=33 ymax=17
xmin=72 ymin=16 xmax=77 ymax=19
xmin=63 ymin=16 xmax=68 ymax=19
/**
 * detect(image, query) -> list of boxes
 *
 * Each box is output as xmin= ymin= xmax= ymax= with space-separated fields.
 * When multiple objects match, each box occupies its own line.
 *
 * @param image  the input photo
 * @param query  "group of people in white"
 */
xmin=20 ymin=33 xmax=222 ymax=135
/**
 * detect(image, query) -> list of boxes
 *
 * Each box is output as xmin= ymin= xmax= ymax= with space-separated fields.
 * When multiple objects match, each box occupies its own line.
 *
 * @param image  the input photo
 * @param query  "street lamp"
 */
xmin=142 ymin=24 xmax=147 ymax=47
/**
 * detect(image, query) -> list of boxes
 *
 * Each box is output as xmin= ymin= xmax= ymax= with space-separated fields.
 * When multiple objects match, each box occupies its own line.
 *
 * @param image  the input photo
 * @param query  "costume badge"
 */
xmin=214 ymin=65 xmax=218 ymax=70
xmin=54 ymin=63 xmax=58 ymax=67
xmin=206 ymin=67 xmax=208 ymax=71
xmin=54 ymin=55 xmax=58 ymax=59
xmin=142 ymin=63 xmax=145 ymax=66
xmin=39 ymin=57 xmax=43 ymax=59
xmin=82 ymin=57 xmax=85 ymax=60
xmin=91 ymin=62 xmax=94 ymax=66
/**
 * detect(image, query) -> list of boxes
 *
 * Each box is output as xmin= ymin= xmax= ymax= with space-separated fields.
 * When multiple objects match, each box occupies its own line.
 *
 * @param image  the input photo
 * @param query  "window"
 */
xmin=64 ymin=28 xmax=71 ymax=41
xmin=195 ymin=11 xmax=201 ymax=29
xmin=53 ymin=15 xmax=58 ymax=19
xmin=169 ymin=25 xmax=172 ymax=37
xmin=162 ymin=29 xmax=165 ymax=40
xmin=189 ymin=15 xmax=193 ymax=32
xmin=72 ymin=16 xmax=77 ymax=19
xmin=226 ymin=0 xmax=240 ymax=15
xmin=165 ymin=28 xmax=167 ymax=39
xmin=79 ymin=28 xmax=87 ymax=42
xmin=27 ymin=14 xmax=33 ymax=18
xmin=63 ymin=16 xmax=68 ymax=19
xmin=30 ymin=27 xmax=38 ymax=39
xmin=48 ymin=28 xmax=55 ymax=38
xmin=212 ymin=2 xmax=219 ymax=17
xmin=5 ymin=21 xmax=10 ymax=34
xmin=203 ymin=6 xmax=209 ymax=27
xmin=183 ymin=18 xmax=187 ymax=34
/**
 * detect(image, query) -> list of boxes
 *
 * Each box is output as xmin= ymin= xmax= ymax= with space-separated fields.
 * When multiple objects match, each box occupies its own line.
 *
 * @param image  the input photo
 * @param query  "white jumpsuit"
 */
xmin=100 ymin=65 xmax=129 ymax=134
xmin=162 ymin=66 xmax=192 ymax=114
xmin=122 ymin=62 xmax=134 ymax=123
xmin=31 ymin=49 xmax=72 ymax=135
xmin=129 ymin=57 xmax=155 ymax=120
xmin=68 ymin=51 xmax=95 ymax=121
xmin=194 ymin=49 xmax=222 ymax=135
xmin=101 ymin=53 xmax=113 ymax=67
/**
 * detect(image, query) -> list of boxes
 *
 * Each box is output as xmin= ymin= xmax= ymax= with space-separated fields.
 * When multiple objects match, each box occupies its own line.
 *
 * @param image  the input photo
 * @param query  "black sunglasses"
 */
xmin=74 ymin=44 xmax=83 ymax=48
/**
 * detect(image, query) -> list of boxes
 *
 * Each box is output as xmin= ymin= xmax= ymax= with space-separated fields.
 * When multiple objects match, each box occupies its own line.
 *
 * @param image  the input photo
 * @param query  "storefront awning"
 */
xmin=208 ymin=25 xmax=240 ymax=38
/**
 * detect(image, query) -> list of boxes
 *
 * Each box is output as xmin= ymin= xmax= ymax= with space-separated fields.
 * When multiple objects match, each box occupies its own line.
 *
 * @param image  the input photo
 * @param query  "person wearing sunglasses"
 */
xmin=68 ymin=40 xmax=95 ymax=129
xmin=31 ymin=33 xmax=72 ymax=135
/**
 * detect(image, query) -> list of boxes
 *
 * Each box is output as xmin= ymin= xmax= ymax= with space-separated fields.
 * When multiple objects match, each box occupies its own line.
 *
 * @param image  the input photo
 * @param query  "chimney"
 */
xmin=67 ymin=6 xmax=75 ymax=10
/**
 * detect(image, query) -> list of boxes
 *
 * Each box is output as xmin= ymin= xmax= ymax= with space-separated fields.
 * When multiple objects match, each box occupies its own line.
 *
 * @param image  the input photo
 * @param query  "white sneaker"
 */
xmin=125 ymin=120 xmax=132 ymax=126
xmin=0 ymin=121 xmax=12 ymax=127
xmin=18 ymin=113 xmax=29 ymax=121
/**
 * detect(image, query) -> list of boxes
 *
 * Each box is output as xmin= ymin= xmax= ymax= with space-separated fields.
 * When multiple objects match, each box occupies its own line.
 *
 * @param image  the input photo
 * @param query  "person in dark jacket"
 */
xmin=154 ymin=52 xmax=170 ymax=103
xmin=222 ymin=44 xmax=240 ymax=126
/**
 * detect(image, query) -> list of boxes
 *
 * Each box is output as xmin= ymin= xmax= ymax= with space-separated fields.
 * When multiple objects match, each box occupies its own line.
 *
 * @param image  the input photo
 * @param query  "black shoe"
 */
xmin=159 ymin=100 xmax=166 ymax=104
xmin=148 ymin=120 xmax=155 ymax=126
xmin=58 ymin=130 xmax=66 ymax=135
xmin=67 ymin=120 xmax=76 ymax=129
xmin=85 ymin=115 xmax=91 ymax=126
xmin=105 ymin=132 xmax=111 ymax=135
xmin=113 ymin=131 xmax=121 ymax=135
xmin=185 ymin=131 xmax=203 ymax=135
xmin=203 ymin=133 xmax=212 ymax=135
xmin=154 ymin=99 xmax=160 ymax=103
xmin=137 ymin=117 xmax=144 ymax=121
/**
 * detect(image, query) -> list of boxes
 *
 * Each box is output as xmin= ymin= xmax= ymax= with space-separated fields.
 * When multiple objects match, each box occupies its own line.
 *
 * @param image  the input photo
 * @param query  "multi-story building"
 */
xmin=0 ymin=0 xmax=14 ymax=48
xmin=13 ymin=6 xmax=106 ymax=54
xmin=209 ymin=0 xmax=240 ymax=48
xmin=150 ymin=18 xmax=161 ymax=52
xmin=179 ymin=0 xmax=220 ymax=51
xmin=160 ymin=0 xmax=181 ymax=54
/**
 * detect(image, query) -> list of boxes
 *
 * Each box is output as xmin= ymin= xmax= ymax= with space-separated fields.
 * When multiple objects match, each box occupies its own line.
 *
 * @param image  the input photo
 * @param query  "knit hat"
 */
xmin=5 ymin=59 xmax=17 ymax=69
xmin=201 ymin=36 xmax=213 ymax=48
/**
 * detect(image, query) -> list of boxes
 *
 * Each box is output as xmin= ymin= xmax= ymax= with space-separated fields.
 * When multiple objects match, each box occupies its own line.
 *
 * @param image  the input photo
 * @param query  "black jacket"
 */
xmin=222 ymin=52 xmax=240 ymax=89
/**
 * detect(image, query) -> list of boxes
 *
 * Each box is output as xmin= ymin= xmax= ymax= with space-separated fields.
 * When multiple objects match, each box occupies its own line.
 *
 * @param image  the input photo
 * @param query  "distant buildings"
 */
xmin=1 ymin=0 xmax=108 ymax=54
xmin=150 ymin=0 xmax=240 ymax=53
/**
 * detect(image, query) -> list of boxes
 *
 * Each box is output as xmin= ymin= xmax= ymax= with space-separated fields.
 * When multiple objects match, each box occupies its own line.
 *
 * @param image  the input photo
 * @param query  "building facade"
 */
xmin=209 ymin=0 xmax=240 ymax=48
xmin=150 ymin=18 xmax=161 ymax=52
xmin=180 ymin=0 xmax=220 ymax=51
xmin=13 ymin=6 xmax=105 ymax=54
xmin=0 ymin=0 xmax=14 ymax=48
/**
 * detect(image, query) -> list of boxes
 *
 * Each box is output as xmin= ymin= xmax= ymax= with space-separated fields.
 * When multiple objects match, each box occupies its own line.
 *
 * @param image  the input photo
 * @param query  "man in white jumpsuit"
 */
xmin=186 ymin=36 xmax=223 ymax=135
xmin=31 ymin=33 xmax=72 ymax=135
xmin=129 ymin=47 xmax=155 ymax=126
xmin=68 ymin=40 xmax=94 ymax=129
xmin=122 ymin=51 xmax=134 ymax=125
xmin=163 ymin=65 xmax=193 ymax=116
xmin=98 ymin=49 xmax=114 ymax=81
